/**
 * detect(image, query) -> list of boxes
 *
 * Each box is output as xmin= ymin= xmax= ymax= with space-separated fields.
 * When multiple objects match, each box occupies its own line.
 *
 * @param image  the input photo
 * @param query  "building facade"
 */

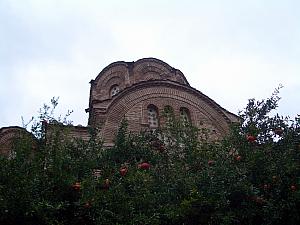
xmin=87 ymin=58 xmax=238 ymax=146
xmin=0 ymin=58 xmax=239 ymax=152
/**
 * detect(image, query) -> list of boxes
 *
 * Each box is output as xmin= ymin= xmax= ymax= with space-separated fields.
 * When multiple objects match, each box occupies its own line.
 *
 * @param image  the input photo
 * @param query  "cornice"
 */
xmin=93 ymin=57 xmax=189 ymax=85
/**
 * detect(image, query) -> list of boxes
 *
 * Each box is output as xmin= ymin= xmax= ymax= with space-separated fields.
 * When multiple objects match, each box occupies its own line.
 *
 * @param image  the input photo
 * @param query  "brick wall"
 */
xmin=88 ymin=58 xmax=239 ymax=146
xmin=0 ymin=58 xmax=239 ymax=151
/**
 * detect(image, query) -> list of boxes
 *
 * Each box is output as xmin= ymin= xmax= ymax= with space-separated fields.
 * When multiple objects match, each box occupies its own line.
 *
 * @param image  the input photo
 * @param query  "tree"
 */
xmin=0 ymin=89 xmax=299 ymax=225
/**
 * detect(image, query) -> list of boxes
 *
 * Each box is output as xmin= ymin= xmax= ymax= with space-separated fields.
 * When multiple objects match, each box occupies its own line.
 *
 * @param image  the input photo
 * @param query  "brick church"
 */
xmin=0 ymin=58 xmax=239 ymax=153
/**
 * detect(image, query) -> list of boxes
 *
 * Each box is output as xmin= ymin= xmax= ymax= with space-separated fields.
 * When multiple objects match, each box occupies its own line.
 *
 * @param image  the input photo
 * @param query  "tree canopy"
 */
xmin=1 ymin=88 xmax=299 ymax=225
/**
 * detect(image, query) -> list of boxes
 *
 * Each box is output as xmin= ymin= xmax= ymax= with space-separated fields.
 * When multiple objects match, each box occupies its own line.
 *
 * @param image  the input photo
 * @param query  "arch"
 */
xmin=94 ymin=62 xmax=128 ymax=84
xmin=110 ymin=84 xmax=120 ymax=97
xmin=133 ymin=58 xmax=189 ymax=85
xmin=104 ymin=75 xmax=123 ymax=89
xmin=143 ymin=72 xmax=161 ymax=81
xmin=100 ymin=81 xmax=234 ymax=144
xmin=147 ymin=104 xmax=159 ymax=129
xmin=90 ymin=58 xmax=191 ymax=106
xmin=92 ymin=64 xmax=128 ymax=101
xmin=0 ymin=127 xmax=36 ymax=157
xmin=92 ymin=58 xmax=189 ymax=88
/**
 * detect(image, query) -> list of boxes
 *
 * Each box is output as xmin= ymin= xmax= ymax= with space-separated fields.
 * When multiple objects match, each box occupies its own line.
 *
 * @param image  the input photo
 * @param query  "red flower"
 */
xmin=246 ymin=135 xmax=256 ymax=142
xmin=119 ymin=167 xmax=128 ymax=176
xmin=138 ymin=162 xmax=150 ymax=170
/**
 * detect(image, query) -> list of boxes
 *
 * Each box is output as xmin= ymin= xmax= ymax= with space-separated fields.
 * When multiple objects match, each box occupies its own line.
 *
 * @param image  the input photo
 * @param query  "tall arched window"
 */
xmin=147 ymin=105 xmax=159 ymax=129
xmin=180 ymin=107 xmax=191 ymax=124
xmin=110 ymin=85 xmax=120 ymax=97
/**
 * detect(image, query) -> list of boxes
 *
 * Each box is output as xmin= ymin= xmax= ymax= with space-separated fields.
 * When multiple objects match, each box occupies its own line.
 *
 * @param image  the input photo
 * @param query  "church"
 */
xmin=0 ymin=58 xmax=239 ymax=153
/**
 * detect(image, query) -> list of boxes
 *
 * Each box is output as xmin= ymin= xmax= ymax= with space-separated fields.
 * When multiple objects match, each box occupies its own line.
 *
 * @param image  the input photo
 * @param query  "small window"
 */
xmin=180 ymin=107 xmax=191 ymax=124
xmin=110 ymin=85 xmax=120 ymax=97
xmin=147 ymin=105 xmax=159 ymax=129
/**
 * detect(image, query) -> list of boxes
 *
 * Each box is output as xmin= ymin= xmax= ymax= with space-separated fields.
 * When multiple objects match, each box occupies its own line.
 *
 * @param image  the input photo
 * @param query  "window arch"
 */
xmin=110 ymin=85 xmax=120 ymax=97
xmin=147 ymin=105 xmax=159 ymax=129
xmin=180 ymin=107 xmax=191 ymax=124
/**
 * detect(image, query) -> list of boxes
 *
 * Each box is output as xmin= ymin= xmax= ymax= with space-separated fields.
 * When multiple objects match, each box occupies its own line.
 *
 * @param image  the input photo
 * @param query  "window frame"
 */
xmin=110 ymin=85 xmax=120 ymax=97
xmin=147 ymin=104 xmax=159 ymax=129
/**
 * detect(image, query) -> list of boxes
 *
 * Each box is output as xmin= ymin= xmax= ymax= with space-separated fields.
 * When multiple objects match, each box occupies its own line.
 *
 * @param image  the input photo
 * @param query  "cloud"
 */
xmin=0 ymin=0 xmax=299 ymax=127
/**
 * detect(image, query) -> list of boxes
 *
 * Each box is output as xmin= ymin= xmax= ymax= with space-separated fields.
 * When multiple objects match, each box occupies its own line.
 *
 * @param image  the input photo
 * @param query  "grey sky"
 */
xmin=1 ymin=0 xmax=299 ymax=127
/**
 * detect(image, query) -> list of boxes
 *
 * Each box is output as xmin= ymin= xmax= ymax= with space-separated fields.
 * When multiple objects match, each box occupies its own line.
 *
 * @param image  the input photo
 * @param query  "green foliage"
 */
xmin=1 ymin=89 xmax=299 ymax=225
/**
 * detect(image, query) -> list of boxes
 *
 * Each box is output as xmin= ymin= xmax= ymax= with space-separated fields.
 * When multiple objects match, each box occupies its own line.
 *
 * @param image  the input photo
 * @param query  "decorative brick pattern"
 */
xmin=0 ymin=57 xmax=239 ymax=152
xmin=87 ymin=58 xmax=239 ymax=146
xmin=99 ymin=83 xmax=232 ymax=144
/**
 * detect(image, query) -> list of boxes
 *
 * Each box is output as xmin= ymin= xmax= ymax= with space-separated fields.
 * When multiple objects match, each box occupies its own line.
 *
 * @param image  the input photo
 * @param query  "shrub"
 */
xmin=0 ymin=89 xmax=299 ymax=225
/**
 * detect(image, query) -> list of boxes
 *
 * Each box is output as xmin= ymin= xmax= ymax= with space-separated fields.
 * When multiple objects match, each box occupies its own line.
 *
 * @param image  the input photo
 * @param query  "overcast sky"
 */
xmin=0 ymin=0 xmax=299 ymax=128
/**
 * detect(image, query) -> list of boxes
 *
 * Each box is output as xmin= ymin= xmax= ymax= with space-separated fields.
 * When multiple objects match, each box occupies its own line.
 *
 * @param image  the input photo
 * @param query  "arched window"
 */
xmin=110 ymin=85 xmax=120 ymax=97
xmin=147 ymin=105 xmax=159 ymax=129
xmin=180 ymin=107 xmax=191 ymax=124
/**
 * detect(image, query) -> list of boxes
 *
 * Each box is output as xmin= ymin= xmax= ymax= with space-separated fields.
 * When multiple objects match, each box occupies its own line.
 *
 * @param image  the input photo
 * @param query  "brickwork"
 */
xmin=87 ymin=58 xmax=239 ymax=146
xmin=0 ymin=57 xmax=239 ymax=152
xmin=99 ymin=82 xmax=233 ymax=144
xmin=0 ymin=127 xmax=36 ymax=157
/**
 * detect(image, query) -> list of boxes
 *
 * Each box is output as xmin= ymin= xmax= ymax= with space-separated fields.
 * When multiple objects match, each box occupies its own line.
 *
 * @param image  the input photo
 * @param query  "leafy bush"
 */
xmin=0 ymin=89 xmax=299 ymax=225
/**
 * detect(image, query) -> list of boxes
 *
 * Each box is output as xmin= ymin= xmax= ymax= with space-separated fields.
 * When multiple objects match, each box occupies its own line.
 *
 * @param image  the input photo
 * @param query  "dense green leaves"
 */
xmin=1 ymin=90 xmax=299 ymax=224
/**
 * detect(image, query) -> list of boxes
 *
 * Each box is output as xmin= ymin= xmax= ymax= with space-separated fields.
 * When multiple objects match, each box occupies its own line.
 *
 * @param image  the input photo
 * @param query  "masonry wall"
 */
xmin=0 ymin=58 xmax=239 ymax=152
xmin=98 ymin=81 xmax=234 ymax=145
xmin=86 ymin=58 xmax=239 ymax=146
